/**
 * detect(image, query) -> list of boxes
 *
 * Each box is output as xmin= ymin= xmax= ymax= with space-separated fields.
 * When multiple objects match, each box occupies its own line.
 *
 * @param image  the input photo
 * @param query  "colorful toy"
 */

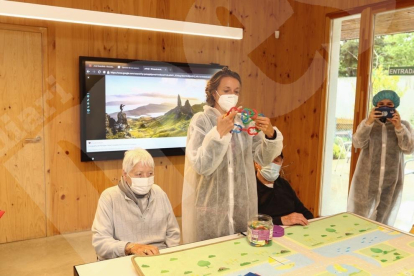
xmin=224 ymin=107 xmax=264 ymax=136
xmin=247 ymin=214 xmax=273 ymax=247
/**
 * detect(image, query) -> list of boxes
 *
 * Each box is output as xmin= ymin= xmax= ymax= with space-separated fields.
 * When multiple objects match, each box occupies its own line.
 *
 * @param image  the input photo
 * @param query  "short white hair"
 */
xmin=122 ymin=148 xmax=154 ymax=173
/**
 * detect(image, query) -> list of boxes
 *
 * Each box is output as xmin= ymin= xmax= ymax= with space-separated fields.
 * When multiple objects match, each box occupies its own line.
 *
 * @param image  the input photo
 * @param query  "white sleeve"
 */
xmin=396 ymin=121 xmax=414 ymax=154
xmin=352 ymin=119 xmax=374 ymax=149
xmin=91 ymin=193 xmax=128 ymax=260
xmin=164 ymin=195 xmax=181 ymax=247
xmin=252 ymin=126 xmax=283 ymax=166
xmin=186 ymin=119 xmax=232 ymax=176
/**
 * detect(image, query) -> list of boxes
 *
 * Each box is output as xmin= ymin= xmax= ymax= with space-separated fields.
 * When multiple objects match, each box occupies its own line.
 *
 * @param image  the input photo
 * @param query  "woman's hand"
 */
xmin=388 ymin=110 xmax=403 ymax=130
xmin=366 ymin=108 xmax=382 ymax=125
xmin=281 ymin=212 xmax=309 ymax=226
xmin=254 ymin=116 xmax=275 ymax=138
xmin=217 ymin=108 xmax=238 ymax=138
xmin=129 ymin=243 xmax=160 ymax=256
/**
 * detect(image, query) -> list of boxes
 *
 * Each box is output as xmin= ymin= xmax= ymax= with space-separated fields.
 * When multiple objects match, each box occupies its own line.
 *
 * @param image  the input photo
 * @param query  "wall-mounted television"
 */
xmin=79 ymin=56 xmax=223 ymax=161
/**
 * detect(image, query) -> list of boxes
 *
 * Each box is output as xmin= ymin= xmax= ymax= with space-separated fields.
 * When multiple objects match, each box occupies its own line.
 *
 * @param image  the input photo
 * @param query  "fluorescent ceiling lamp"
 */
xmin=0 ymin=1 xmax=243 ymax=40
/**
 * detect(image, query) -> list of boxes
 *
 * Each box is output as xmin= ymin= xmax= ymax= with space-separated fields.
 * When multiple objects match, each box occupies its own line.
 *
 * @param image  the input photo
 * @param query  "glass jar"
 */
xmin=247 ymin=214 xmax=273 ymax=247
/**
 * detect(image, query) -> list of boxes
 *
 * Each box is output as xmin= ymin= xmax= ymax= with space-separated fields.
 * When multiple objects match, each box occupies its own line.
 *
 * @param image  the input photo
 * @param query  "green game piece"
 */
xmin=370 ymin=248 xmax=383 ymax=254
xmin=395 ymin=256 xmax=403 ymax=260
xmin=326 ymin=228 xmax=336 ymax=232
xmin=208 ymin=255 xmax=216 ymax=258
xmin=304 ymin=234 xmax=309 ymax=237
xmin=354 ymin=223 xmax=359 ymax=226
xmin=197 ymin=260 xmax=211 ymax=268
xmin=287 ymin=233 xmax=293 ymax=235
xmin=345 ymin=233 xmax=353 ymax=236
xmin=330 ymin=225 xmax=336 ymax=227
xmin=234 ymin=242 xmax=240 ymax=245
xmin=184 ymin=272 xmax=193 ymax=275
xmin=240 ymin=262 xmax=251 ymax=266
xmin=170 ymin=258 xmax=178 ymax=261
xmin=161 ymin=270 xmax=169 ymax=273
xmin=141 ymin=265 xmax=150 ymax=268
xmin=359 ymin=229 xmax=366 ymax=232
xmin=321 ymin=235 xmax=327 ymax=237
xmin=380 ymin=259 xmax=387 ymax=263
xmin=241 ymin=253 xmax=248 ymax=256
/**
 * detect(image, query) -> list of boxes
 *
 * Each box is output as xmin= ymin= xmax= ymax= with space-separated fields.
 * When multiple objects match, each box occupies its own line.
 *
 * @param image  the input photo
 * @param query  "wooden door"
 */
xmin=0 ymin=26 xmax=46 ymax=243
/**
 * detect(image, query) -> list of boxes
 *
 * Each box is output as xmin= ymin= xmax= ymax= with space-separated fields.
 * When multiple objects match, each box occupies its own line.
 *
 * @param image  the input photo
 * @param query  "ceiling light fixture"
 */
xmin=0 ymin=1 xmax=243 ymax=40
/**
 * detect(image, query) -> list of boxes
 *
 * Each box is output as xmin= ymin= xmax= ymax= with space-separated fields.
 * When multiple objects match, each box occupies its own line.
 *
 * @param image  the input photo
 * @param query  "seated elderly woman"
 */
xmin=255 ymin=152 xmax=314 ymax=226
xmin=92 ymin=148 xmax=180 ymax=261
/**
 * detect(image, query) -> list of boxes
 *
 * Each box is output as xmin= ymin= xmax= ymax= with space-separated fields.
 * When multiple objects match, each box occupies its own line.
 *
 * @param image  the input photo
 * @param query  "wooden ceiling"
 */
xmin=341 ymin=8 xmax=414 ymax=40
xmin=341 ymin=18 xmax=361 ymax=40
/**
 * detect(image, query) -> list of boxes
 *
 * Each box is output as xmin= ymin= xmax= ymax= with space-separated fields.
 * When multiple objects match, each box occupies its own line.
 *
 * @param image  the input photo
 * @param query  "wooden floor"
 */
xmin=0 ymin=231 xmax=96 ymax=276
xmin=0 ymin=217 xmax=183 ymax=276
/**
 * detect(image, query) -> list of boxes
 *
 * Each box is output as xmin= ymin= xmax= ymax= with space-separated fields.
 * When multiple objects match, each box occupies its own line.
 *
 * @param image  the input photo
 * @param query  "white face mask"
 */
xmin=128 ymin=175 xmax=154 ymax=195
xmin=216 ymin=91 xmax=238 ymax=112
xmin=260 ymin=163 xmax=281 ymax=182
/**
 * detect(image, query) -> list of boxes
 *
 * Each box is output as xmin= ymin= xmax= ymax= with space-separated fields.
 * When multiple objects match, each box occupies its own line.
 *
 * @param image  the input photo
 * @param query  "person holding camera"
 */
xmin=348 ymin=90 xmax=414 ymax=225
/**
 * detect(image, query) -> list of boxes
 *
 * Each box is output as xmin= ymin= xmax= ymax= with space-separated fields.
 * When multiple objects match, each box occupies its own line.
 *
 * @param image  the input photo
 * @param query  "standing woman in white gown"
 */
xmin=182 ymin=67 xmax=283 ymax=243
xmin=348 ymin=90 xmax=414 ymax=225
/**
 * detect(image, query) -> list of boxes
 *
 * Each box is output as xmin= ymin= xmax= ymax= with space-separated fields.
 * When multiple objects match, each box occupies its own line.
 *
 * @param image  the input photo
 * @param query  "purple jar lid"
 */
xmin=273 ymin=225 xmax=284 ymax=237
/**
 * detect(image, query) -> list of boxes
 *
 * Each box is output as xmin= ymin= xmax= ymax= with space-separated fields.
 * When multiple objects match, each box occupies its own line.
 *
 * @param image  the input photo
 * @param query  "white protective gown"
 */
xmin=182 ymin=106 xmax=283 ymax=243
xmin=348 ymin=118 xmax=414 ymax=225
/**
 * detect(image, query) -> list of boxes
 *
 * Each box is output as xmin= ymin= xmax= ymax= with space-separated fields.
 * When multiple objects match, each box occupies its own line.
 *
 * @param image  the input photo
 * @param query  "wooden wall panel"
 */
xmin=0 ymin=26 xmax=47 ymax=242
xmin=228 ymin=0 xmax=331 ymax=216
xmin=228 ymin=0 xmax=390 ymax=216
xmin=1 ymin=0 xmax=234 ymax=236
xmin=0 ymin=0 xmax=392 ymax=238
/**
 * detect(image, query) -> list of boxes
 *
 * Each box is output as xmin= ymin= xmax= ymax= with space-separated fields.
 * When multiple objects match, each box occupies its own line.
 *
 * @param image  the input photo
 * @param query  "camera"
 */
xmin=375 ymin=106 xmax=395 ymax=119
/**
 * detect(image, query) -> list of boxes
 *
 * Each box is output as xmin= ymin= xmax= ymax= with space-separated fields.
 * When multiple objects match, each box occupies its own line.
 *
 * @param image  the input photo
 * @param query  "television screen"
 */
xmin=79 ymin=56 xmax=223 ymax=161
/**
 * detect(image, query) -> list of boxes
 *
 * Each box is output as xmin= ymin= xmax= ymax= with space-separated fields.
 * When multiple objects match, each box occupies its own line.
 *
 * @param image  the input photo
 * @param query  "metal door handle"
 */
xmin=25 ymin=136 xmax=41 ymax=143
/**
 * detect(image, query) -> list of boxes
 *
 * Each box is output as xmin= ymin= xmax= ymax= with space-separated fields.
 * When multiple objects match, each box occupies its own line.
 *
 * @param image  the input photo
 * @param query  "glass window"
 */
xmin=320 ymin=15 xmax=361 ymax=216
xmin=370 ymin=8 xmax=414 ymax=231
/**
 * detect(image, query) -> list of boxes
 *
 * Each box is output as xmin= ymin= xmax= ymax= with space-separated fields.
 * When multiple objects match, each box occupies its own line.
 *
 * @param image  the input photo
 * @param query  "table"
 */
xmin=74 ymin=213 xmax=414 ymax=276
xmin=74 ymin=234 xmax=242 ymax=276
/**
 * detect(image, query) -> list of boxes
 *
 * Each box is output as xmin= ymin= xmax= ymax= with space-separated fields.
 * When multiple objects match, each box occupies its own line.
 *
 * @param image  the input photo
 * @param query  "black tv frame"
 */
xmin=79 ymin=56 xmax=223 ymax=162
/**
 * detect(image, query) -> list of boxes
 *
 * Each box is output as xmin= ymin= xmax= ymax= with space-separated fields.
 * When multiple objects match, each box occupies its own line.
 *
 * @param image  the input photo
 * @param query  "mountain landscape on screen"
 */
xmin=106 ymin=95 xmax=204 ymax=138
